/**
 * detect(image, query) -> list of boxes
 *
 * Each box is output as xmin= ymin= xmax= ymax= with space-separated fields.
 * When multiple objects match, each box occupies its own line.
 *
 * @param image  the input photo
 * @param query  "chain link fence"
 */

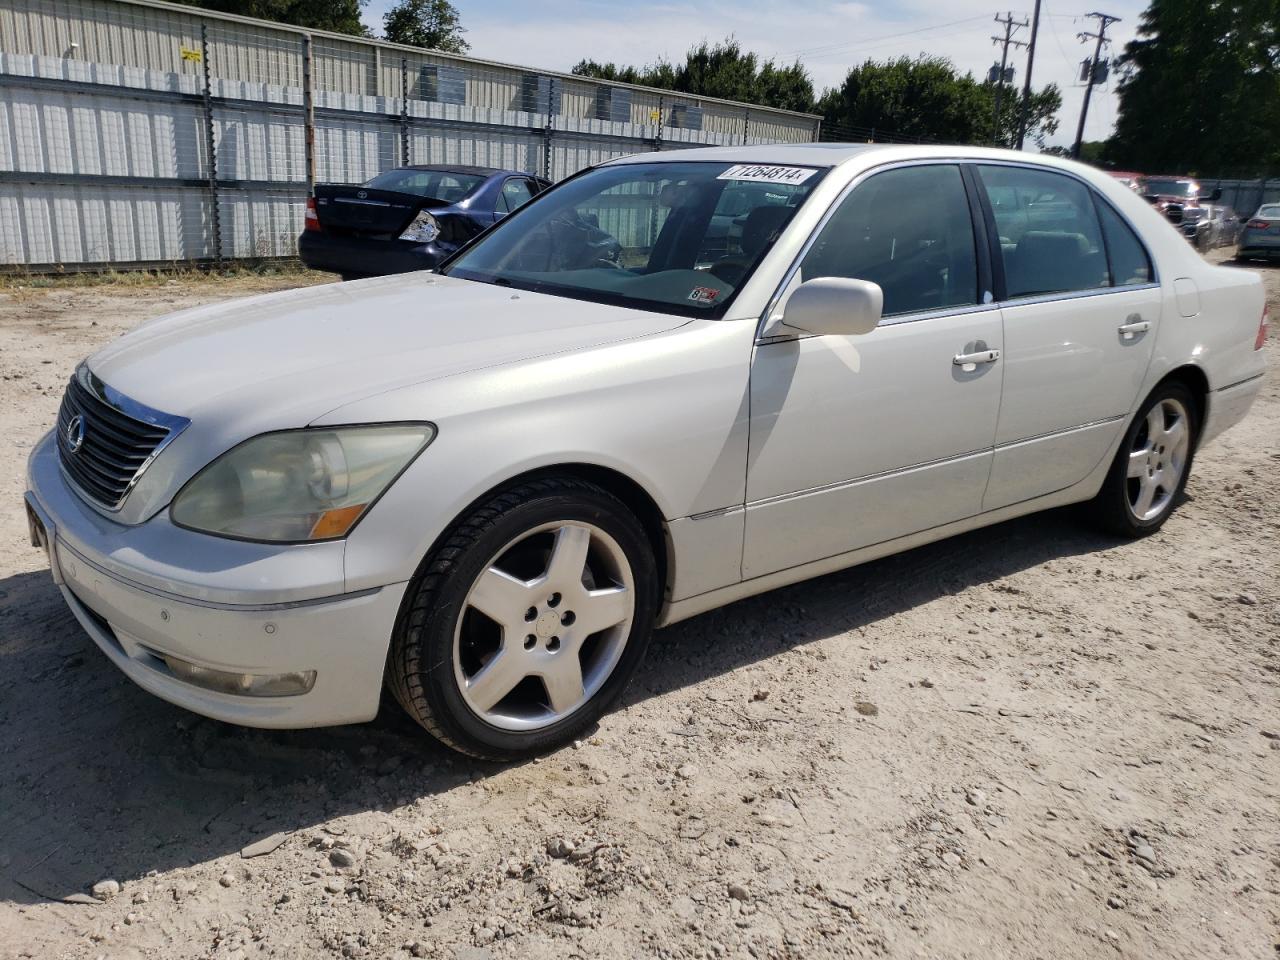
xmin=0 ymin=0 xmax=820 ymax=271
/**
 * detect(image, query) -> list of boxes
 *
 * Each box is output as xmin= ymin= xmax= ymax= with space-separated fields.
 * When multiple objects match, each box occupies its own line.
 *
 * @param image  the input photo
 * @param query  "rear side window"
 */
xmin=799 ymin=164 xmax=979 ymax=317
xmin=1095 ymin=199 xmax=1153 ymax=286
xmin=977 ymin=165 xmax=1108 ymax=298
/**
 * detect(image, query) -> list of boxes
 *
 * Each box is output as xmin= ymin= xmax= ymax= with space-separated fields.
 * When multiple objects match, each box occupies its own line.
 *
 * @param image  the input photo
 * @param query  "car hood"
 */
xmin=88 ymin=272 xmax=688 ymax=425
xmin=82 ymin=272 xmax=690 ymax=524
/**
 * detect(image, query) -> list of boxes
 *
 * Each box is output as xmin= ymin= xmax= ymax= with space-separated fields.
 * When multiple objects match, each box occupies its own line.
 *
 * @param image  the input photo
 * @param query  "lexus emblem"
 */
xmin=66 ymin=414 xmax=86 ymax=454
xmin=356 ymin=190 xmax=367 ymax=199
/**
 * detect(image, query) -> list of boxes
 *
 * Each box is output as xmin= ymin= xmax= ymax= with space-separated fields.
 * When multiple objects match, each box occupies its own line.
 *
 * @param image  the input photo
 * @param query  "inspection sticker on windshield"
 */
xmin=688 ymin=286 xmax=720 ymax=304
xmin=717 ymin=164 xmax=817 ymax=185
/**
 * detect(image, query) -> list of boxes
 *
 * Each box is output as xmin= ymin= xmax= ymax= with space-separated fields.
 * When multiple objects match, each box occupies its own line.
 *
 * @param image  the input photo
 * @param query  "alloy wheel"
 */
xmin=452 ymin=521 xmax=635 ymax=731
xmin=1126 ymin=397 xmax=1191 ymax=522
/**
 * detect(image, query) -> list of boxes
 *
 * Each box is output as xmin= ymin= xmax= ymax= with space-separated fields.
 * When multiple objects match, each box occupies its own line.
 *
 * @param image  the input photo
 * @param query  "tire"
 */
xmin=1086 ymin=382 xmax=1199 ymax=538
xmin=387 ymin=477 xmax=659 ymax=760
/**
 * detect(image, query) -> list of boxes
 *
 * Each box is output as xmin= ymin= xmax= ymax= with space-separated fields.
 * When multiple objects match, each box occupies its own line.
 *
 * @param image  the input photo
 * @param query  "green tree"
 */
xmin=819 ymin=56 xmax=1060 ymax=147
xmin=180 ymin=0 xmax=370 ymax=37
xmin=1105 ymin=0 xmax=1280 ymax=175
xmin=383 ymin=0 xmax=469 ymax=53
xmin=573 ymin=38 xmax=815 ymax=113
xmin=1043 ymin=141 xmax=1106 ymax=164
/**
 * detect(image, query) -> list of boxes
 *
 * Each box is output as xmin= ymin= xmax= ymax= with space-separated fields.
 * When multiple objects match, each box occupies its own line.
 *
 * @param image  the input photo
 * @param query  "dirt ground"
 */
xmin=0 ymin=256 xmax=1276 ymax=960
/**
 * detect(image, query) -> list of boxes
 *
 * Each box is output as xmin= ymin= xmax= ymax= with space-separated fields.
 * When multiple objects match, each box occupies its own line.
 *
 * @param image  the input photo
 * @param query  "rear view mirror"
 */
xmin=783 ymin=277 xmax=884 ymax=337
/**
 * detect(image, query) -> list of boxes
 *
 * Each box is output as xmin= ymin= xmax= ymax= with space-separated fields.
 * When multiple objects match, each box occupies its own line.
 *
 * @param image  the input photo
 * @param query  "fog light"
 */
xmin=160 ymin=654 xmax=316 ymax=697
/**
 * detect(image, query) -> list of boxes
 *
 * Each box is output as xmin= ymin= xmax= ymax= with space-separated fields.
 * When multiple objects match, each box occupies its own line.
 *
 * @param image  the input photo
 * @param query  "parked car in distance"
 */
xmin=1108 ymin=171 xmax=1145 ymax=193
xmin=1203 ymin=205 xmax=1242 ymax=250
xmin=1236 ymin=203 xmax=1280 ymax=263
xmin=27 ymin=145 xmax=1268 ymax=760
xmin=299 ymin=165 xmax=551 ymax=280
xmin=1142 ymin=175 xmax=1223 ymax=245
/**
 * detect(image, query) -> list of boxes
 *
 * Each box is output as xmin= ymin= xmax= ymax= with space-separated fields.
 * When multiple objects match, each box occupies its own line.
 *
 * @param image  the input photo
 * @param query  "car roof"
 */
xmin=598 ymin=143 xmax=1143 ymax=184
xmin=399 ymin=164 xmax=537 ymax=178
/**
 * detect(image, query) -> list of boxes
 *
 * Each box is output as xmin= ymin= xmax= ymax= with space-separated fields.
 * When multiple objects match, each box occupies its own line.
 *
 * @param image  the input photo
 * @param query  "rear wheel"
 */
xmin=1086 ymin=383 xmax=1198 ymax=538
xmin=387 ymin=477 xmax=658 ymax=760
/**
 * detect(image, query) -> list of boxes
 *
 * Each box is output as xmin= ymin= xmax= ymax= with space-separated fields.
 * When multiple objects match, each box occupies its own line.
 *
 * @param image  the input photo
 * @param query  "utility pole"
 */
xmin=1014 ymin=0 xmax=1042 ymax=150
xmin=1072 ymin=12 xmax=1121 ymax=159
xmin=991 ymin=12 xmax=1028 ymax=144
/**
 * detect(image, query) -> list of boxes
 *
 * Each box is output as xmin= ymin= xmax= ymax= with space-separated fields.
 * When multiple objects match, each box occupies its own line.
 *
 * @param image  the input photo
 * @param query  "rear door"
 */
xmin=974 ymin=163 xmax=1162 ymax=511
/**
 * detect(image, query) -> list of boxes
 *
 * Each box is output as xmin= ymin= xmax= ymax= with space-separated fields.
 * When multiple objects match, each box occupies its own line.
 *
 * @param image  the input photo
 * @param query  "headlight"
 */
xmin=399 ymin=211 xmax=440 ymax=243
xmin=171 ymin=424 xmax=434 ymax=542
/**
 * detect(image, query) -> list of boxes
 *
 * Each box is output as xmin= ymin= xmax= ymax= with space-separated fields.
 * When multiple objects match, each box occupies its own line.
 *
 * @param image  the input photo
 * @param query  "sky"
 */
xmin=360 ymin=0 xmax=1153 ymax=150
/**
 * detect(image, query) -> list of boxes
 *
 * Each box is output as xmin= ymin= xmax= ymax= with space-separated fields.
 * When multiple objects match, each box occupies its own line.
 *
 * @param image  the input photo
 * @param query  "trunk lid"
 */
xmin=313 ymin=185 xmax=439 ymax=237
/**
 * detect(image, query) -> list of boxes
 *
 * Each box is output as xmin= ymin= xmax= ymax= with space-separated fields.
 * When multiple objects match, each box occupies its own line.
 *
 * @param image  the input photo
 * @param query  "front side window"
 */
xmin=444 ymin=161 xmax=826 ymax=318
xmin=977 ymin=165 xmax=1108 ymax=298
xmin=798 ymin=164 xmax=979 ymax=317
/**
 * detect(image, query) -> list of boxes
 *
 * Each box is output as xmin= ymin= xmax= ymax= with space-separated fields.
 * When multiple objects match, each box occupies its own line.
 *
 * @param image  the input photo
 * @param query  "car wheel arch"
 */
xmin=1146 ymin=364 xmax=1209 ymax=446
xmin=401 ymin=462 xmax=674 ymax=613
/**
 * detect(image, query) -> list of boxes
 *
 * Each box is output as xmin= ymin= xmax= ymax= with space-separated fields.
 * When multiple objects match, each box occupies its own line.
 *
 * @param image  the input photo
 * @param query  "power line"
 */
xmin=991 ymin=12 xmax=1029 ymax=144
xmin=788 ymin=14 xmax=992 ymax=60
xmin=1072 ymin=11 xmax=1121 ymax=157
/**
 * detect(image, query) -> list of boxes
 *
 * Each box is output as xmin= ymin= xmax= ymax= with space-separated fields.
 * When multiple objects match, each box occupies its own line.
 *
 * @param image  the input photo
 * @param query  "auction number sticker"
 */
xmin=717 ymin=164 xmax=817 ymax=185
xmin=688 ymin=286 xmax=720 ymax=304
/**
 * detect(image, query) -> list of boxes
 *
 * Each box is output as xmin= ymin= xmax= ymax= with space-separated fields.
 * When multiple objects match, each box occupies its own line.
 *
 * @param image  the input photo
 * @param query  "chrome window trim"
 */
xmin=59 ymin=364 xmax=191 ymax=517
xmin=998 ymin=281 xmax=1162 ymax=310
xmin=756 ymin=157 xmax=988 ymax=342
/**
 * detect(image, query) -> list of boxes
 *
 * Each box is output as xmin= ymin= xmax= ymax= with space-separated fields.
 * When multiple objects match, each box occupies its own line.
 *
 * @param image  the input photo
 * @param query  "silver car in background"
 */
xmin=25 ymin=145 xmax=1269 ymax=759
xmin=1236 ymin=203 xmax=1280 ymax=262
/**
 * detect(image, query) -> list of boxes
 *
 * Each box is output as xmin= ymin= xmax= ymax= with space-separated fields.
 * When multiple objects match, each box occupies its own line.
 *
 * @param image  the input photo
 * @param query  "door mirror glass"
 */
xmin=783 ymin=277 xmax=883 ymax=337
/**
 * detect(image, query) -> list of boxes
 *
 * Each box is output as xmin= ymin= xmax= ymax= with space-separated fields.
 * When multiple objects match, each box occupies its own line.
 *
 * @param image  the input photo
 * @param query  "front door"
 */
xmin=973 ymin=164 xmax=1162 ymax=511
xmin=744 ymin=163 xmax=1003 ymax=580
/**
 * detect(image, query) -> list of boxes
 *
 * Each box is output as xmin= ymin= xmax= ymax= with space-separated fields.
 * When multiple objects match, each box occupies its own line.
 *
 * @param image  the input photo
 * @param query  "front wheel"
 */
xmin=1086 ymin=383 xmax=1198 ymax=538
xmin=387 ymin=477 xmax=658 ymax=760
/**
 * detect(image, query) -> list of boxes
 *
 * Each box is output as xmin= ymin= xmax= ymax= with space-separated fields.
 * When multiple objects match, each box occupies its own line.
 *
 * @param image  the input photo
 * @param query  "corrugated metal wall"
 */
xmin=0 ymin=0 xmax=822 ymax=269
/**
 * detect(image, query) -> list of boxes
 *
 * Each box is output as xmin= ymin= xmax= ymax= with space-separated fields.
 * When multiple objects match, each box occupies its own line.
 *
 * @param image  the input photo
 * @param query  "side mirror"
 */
xmin=1209 ymin=187 xmax=1223 ymax=201
xmin=782 ymin=277 xmax=884 ymax=337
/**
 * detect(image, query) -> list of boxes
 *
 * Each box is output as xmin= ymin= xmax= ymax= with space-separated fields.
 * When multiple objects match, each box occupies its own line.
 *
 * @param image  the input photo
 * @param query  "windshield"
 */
xmin=1258 ymin=205 xmax=1280 ymax=219
xmin=364 ymin=169 xmax=486 ymax=201
xmin=442 ymin=161 xmax=826 ymax=318
xmin=1144 ymin=178 xmax=1196 ymax=198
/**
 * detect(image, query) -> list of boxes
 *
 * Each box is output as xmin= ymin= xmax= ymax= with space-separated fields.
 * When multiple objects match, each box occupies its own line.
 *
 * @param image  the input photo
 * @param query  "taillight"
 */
xmin=304 ymin=196 xmax=322 ymax=233
xmin=1257 ymin=304 xmax=1270 ymax=351
xmin=1246 ymin=219 xmax=1272 ymax=229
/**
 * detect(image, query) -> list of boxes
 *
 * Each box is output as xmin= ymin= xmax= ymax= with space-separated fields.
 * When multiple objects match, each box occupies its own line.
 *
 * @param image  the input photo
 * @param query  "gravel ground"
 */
xmin=1 ymin=256 xmax=1277 ymax=960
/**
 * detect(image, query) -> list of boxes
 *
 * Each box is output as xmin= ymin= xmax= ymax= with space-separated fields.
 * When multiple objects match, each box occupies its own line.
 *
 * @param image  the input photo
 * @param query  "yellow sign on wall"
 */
xmin=649 ymin=109 xmax=661 ymax=123
xmin=180 ymin=47 xmax=202 ymax=62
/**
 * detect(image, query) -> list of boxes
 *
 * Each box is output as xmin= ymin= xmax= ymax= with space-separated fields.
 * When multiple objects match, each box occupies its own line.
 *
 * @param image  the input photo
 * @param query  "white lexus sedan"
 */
xmin=25 ymin=145 xmax=1267 ymax=759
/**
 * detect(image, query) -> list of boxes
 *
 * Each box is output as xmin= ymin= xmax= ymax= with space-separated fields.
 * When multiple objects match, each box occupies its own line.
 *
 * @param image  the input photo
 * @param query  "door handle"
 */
xmin=1118 ymin=315 xmax=1150 ymax=339
xmin=953 ymin=348 xmax=1001 ymax=367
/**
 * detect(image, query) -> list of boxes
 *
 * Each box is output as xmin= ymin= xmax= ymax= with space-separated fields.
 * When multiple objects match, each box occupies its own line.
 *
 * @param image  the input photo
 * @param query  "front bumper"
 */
xmin=297 ymin=230 xmax=455 ymax=277
xmin=25 ymin=433 xmax=407 ymax=728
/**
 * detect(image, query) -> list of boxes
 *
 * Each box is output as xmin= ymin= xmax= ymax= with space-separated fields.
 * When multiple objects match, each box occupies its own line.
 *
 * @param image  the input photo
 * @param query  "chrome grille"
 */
xmin=56 ymin=372 xmax=181 ymax=510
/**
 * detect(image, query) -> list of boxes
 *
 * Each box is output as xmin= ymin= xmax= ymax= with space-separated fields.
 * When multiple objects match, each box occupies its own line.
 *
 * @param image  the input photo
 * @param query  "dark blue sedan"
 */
xmin=298 ymin=165 xmax=551 ymax=280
